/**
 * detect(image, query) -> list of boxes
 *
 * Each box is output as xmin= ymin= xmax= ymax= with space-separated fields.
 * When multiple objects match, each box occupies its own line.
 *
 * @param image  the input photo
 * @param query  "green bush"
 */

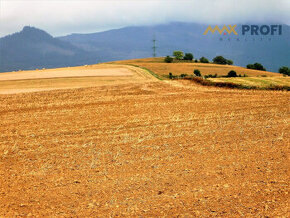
xmin=227 ymin=70 xmax=237 ymax=77
xmin=169 ymin=72 xmax=173 ymax=79
xmin=173 ymin=51 xmax=184 ymax=60
xmin=279 ymin=66 xmax=290 ymax=76
xmin=193 ymin=69 xmax=201 ymax=77
xmin=253 ymin=63 xmax=266 ymax=71
xmin=247 ymin=63 xmax=266 ymax=71
xmin=183 ymin=53 xmax=194 ymax=61
xmin=247 ymin=64 xmax=254 ymax=69
xmin=213 ymin=56 xmax=228 ymax=65
xmin=199 ymin=57 xmax=209 ymax=63
xmin=164 ymin=56 xmax=173 ymax=63
xmin=227 ymin=59 xmax=233 ymax=65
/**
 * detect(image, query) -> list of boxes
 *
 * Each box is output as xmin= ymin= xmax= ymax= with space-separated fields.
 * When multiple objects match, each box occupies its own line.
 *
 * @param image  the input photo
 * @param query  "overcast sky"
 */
xmin=0 ymin=0 xmax=289 ymax=37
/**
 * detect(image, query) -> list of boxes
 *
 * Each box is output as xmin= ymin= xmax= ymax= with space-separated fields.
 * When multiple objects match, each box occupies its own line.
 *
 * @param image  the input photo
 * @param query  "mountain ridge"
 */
xmin=0 ymin=23 xmax=289 ymax=72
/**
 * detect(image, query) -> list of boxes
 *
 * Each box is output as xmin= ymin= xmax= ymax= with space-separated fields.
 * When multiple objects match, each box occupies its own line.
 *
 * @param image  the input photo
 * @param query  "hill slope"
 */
xmin=112 ymin=57 xmax=281 ymax=77
xmin=0 ymin=26 xmax=99 ymax=72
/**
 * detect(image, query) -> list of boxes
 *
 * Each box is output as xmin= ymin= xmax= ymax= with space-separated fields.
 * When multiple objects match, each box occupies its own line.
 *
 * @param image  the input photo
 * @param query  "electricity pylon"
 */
xmin=152 ymin=35 xmax=157 ymax=57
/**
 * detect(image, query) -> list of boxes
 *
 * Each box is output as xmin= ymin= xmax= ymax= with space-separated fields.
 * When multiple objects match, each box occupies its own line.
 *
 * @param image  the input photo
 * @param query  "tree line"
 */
xmin=164 ymin=50 xmax=289 ymax=76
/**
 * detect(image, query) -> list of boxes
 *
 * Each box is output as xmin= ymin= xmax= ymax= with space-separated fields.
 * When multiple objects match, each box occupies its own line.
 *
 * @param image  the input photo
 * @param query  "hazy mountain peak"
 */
xmin=22 ymin=26 xmax=38 ymax=31
xmin=0 ymin=26 xmax=93 ymax=72
xmin=19 ymin=26 xmax=53 ymax=40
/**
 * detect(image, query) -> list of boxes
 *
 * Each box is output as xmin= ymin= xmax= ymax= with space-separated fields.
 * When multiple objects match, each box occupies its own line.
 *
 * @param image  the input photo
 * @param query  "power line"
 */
xmin=152 ymin=35 xmax=157 ymax=57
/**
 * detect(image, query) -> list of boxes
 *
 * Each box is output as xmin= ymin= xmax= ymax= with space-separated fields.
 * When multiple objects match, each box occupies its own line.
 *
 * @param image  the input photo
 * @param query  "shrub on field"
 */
xmin=254 ymin=63 xmax=266 ymax=71
xmin=164 ymin=56 xmax=173 ymax=63
xmin=173 ymin=51 xmax=184 ymax=60
xmin=199 ymin=57 xmax=209 ymax=63
xmin=227 ymin=70 xmax=237 ymax=77
xmin=183 ymin=53 xmax=194 ymax=61
xmin=169 ymin=72 xmax=173 ymax=79
xmin=247 ymin=64 xmax=254 ymax=69
xmin=212 ymin=56 xmax=234 ymax=65
xmin=279 ymin=66 xmax=290 ymax=76
xmin=213 ymin=56 xmax=228 ymax=65
xmin=227 ymin=59 xmax=233 ymax=65
xmin=194 ymin=69 xmax=201 ymax=77
xmin=247 ymin=63 xmax=266 ymax=71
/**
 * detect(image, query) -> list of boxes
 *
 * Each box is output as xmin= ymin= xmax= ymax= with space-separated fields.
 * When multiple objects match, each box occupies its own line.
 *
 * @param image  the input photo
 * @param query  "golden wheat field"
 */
xmin=0 ymin=61 xmax=289 ymax=216
xmin=113 ymin=57 xmax=282 ymax=78
xmin=0 ymin=64 xmax=155 ymax=94
xmin=209 ymin=76 xmax=290 ymax=88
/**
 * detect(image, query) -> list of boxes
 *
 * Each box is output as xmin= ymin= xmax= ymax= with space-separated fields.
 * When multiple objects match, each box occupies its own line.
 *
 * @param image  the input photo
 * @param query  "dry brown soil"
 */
xmin=0 ymin=75 xmax=289 ymax=216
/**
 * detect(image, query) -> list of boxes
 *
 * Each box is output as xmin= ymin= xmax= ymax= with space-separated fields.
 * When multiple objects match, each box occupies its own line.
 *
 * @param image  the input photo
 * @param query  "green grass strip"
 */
xmin=127 ymin=64 xmax=164 ymax=80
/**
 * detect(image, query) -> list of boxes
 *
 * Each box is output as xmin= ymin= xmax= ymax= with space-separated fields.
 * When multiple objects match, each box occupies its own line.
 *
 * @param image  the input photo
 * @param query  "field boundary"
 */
xmin=126 ymin=64 xmax=164 ymax=80
xmin=181 ymin=77 xmax=290 ymax=91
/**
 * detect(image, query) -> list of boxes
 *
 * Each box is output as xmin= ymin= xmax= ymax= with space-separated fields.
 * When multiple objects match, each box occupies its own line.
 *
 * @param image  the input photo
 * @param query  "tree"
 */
xmin=227 ymin=70 xmax=237 ymax=77
xmin=247 ymin=63 xmax=266 ymax=71
xmin=227 ymin=59 xmax=233 ymax=65
xmin=246 ymin=64 xmax=254 ymax=69
xmin=213 ymin=56 xmax=228 ymax=65
xmin=278 ymin=66 xmax=290 ymax=76
xmin=194 ymin=69 xmax=201 ymax=77
xmin=164 ymin=56 xmax=173 ymax=63
xmin=253 ymin=63 xmax=266 ymax=71
xmin=199 ymin=57 xmax=209 ymax=63
xmin=183 ymin=53 xmax=193 ymax=61
xmin=173 ymin=51 xmax=184 ymax=60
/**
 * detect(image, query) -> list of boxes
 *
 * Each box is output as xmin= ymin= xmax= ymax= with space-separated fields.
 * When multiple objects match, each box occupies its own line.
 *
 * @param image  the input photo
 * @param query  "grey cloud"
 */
xmin=0 ymin=0 xmax=289 ymax=37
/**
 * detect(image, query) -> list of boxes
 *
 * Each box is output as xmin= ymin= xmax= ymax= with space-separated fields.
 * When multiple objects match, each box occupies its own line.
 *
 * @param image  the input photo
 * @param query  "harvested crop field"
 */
xmin=0 ymin=64 xmax=155 ymax=94
xmin=0 ymin=65 xmax=134 ymax=81
xmin=0 ymin=74 xmax=289 ymax=216
xmin=113 ymin=57 xmax=281 ymax=78
xmin=208 ymin=76 xmax=290 ymax=88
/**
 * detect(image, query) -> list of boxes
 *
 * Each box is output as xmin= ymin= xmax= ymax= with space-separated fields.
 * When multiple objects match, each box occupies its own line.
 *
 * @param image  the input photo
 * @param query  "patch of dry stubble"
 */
xmin=0 ymin=80 xmax=289 ymax=216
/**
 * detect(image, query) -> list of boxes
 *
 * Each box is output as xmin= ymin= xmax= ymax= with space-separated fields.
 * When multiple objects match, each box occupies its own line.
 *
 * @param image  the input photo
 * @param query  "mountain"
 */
xmin=1 ymin=23 xmax=289 ymax=72
xmin=0 ymin=26 xmax=99 ymax=72
xmin=58 ymin=22 xmax=290 ymax=72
